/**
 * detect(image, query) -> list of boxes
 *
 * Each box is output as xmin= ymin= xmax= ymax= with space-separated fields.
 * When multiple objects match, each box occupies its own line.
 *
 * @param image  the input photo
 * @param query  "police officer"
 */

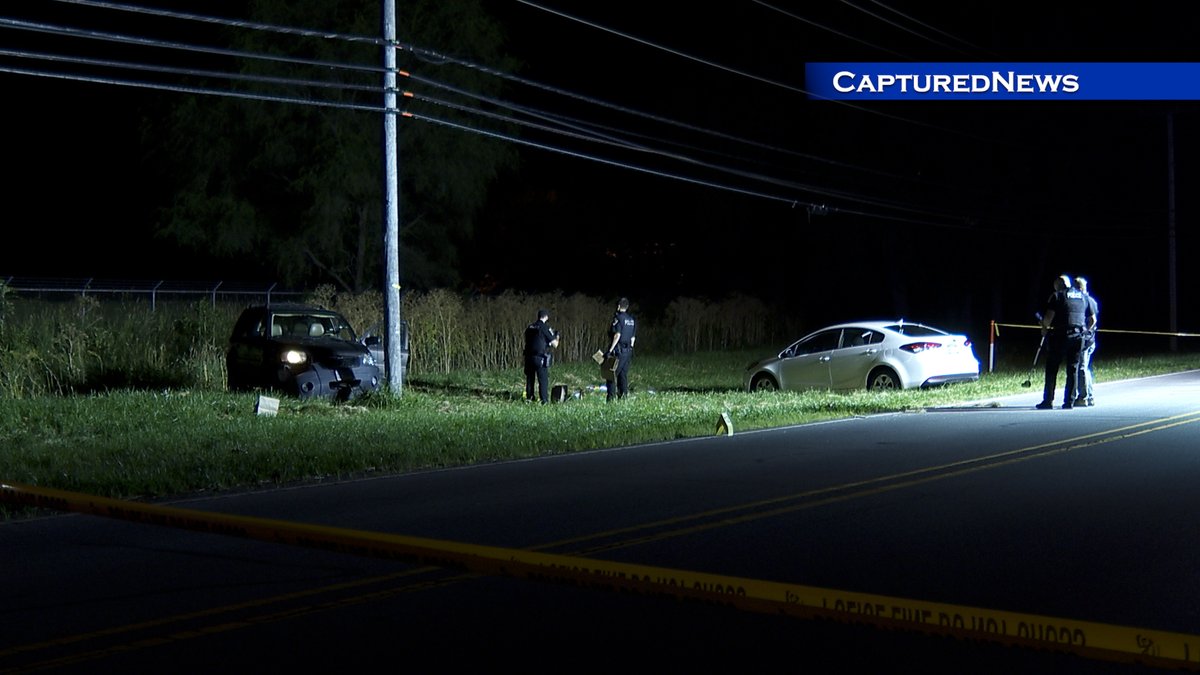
xmin=1073 ymin=276 xmax=1100 ymax=407
xmin=1037 ymin=275 xmax=1094 ymax=409
xmin=523 ymin=308 xmax=559 ymax=404
xmin=605 ymin=297 xmax=637 ymax=402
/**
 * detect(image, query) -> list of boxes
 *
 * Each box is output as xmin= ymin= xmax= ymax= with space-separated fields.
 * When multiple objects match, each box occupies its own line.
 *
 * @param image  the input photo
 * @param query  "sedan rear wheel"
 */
xmin=867 ymin=367 xmax=901 ymax=390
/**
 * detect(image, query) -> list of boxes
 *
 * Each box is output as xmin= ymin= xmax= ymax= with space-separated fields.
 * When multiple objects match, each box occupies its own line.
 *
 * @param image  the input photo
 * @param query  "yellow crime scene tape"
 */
xmin=3 ymin=480 xmax=1199 ymax=670
xmin=988 ymin=321 xmax=1200 ymax=372
xmin=992 ymin=322 xmax=1200 ymax=338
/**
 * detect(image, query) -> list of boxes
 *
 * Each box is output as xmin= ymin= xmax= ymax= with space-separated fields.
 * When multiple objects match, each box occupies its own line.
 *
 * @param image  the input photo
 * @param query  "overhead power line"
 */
xmin=0 ymin=63 xmax=381 ymax=112
xmin=0 ymin=46 xmax=379 ymax=94
xmin=865 ymin=0 xmax=993 ymax=56
xmin=515 ymin=0 xmax=996 ymax=144
xmin=836 ymin=0 xmax=971 ymax=56
xmin=409 ymin=87 xmax=986 ymax=225
xmin=9 ymin=1 xmax=979 ymax=212
xmin=49 ymin=0 xmax=385 ymax=46
xmin=404 ymin=109 xmax=823 ymax=210
xmin=36 ymin=1 xmax=962 ymax=190
xmin=0 ymin=16 xmax=383 ymax=76
xmin=750 ymin=0 xmax=911 ymax=59
xmin=6 ymin=2 xmax=981 ymax=206
xmin=0 ymin=2 xmax=1104 ymax=235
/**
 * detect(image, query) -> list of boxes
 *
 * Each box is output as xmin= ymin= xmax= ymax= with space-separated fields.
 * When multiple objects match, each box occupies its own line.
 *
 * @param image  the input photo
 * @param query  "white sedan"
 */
xmin=744 ymin=320 xmax=980 ymax=392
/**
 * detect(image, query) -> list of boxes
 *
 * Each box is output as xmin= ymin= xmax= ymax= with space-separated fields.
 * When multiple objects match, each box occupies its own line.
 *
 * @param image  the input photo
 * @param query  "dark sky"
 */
xmin=2 ymin=1 xmax=1197 ymax=344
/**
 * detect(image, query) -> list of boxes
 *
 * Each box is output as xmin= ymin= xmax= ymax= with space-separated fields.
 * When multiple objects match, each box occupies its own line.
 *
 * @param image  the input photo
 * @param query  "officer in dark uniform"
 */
xmin=523 ymin=308 xmax=559 ymax=404
xmin=1037 ymin=275 xmax=1094 ymax=409
xmin=1074 ymin=276 xmax=1100 ymax=407
xmin=605 ymin=297 xmax=637 ymax=402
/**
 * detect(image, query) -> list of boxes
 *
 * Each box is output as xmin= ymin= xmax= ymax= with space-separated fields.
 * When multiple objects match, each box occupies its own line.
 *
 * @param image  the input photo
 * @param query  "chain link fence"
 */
xmin=2 ymin=277 xmax=304 ymax=310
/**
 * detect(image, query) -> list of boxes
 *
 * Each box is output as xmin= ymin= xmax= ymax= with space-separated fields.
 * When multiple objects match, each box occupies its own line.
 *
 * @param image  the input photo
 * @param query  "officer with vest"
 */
xmin=1037 ymin=275 xmax=1095 ymax=409
xmin=605 ymin=297 xmax=637 ymax=402
xmin=523 ymin=308 xmax=559 ymax=404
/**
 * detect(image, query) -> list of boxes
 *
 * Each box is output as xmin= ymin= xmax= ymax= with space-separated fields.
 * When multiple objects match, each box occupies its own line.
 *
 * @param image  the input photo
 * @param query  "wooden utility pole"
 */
xmin=382 ymin=0 xmax=404 ymax=392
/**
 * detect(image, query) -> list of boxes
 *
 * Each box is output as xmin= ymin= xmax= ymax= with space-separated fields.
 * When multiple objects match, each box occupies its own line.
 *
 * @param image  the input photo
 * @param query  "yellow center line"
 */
xmin=540 ymin=409 xmax=1200 ymax=553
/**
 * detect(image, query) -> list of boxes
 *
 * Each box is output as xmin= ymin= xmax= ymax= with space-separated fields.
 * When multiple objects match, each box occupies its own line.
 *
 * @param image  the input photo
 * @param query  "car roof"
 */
xmin=821 ymin=320 xmax=940 ymax=331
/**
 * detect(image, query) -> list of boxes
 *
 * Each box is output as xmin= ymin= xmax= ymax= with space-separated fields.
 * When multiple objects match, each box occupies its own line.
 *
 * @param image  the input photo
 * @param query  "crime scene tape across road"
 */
xmin=3 ymin=481 xmax=1198 ymax=670
xmin=993 ymin=322 xmax=1200 ymax=339
xmin=987 ymin=321 xmax=1200 ymax=373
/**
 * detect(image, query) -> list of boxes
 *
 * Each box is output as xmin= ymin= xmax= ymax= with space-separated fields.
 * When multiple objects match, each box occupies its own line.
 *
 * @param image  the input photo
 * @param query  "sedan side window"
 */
xmin=846 ymin=329 xmax=883 ymax=347
xmin=793 ymin=330 xmax=842 ymax=356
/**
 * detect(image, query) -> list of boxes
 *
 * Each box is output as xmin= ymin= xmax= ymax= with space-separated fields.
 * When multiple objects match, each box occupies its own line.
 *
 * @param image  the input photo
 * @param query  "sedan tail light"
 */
xmin=900 ymin=342 xmax=943 ymax=353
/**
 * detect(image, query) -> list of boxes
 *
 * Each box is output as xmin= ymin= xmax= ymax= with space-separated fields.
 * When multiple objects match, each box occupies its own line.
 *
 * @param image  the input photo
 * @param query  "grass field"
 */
xmin=2 ymin=349 xmax=1198 ymax=518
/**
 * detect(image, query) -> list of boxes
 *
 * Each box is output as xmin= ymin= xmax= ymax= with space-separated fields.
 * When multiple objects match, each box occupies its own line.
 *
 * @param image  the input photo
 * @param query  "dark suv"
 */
xmin=226 ymin=303 xmax=382 ymax=400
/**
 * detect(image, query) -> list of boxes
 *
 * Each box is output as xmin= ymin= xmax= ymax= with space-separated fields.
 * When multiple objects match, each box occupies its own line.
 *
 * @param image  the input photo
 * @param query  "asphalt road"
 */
xmin=4 ymin=371 xmax=1200 ymax=673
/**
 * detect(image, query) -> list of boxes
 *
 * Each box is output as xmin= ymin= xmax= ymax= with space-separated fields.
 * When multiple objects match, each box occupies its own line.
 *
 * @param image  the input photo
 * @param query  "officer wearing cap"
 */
xmin=1037 ymin=274 xmax=1094 ymax=409
xmin=605 ymin=297 xmax=637 ymax=402
xmin=523 ymin=308 xmax=559 ymax=404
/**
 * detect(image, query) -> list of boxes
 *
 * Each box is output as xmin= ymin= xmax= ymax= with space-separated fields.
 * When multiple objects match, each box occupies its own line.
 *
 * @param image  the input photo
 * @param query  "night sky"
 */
xmin=2 ymin=1 xmax=1197 ymax=347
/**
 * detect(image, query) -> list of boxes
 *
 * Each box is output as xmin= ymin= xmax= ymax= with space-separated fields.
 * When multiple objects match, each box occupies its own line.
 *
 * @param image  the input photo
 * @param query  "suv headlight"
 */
xmin=282 ymin=349 xmax=309 ymax=365
xmin=363 ymin=353 xmax=377 ymax=367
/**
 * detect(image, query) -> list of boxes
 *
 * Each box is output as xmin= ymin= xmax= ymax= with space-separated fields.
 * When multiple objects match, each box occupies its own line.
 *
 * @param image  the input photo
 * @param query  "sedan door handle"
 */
xmin=861 ymin=349 xmax=878 ymax=355
xmin=819 ymin=356 xmax=831 ymax=362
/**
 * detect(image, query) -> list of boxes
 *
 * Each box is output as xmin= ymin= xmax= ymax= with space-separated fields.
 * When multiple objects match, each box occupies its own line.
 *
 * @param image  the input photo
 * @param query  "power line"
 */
xmin=403 ymin=109 xmax=822 ymax=210
xmin=515 ymin=0 xmax=997 ymax=145
xmin=836 ymin=0 xmax=972 ymax=56
xmin=0 ymin=16 xmax=383 ymax=76
xmin=2 ymin=50 xmax=997 ymax=234
xmin=20 ymin=2 xmax=997 ymax=210
xmin=4 ymin=8 xmax=935 ymax=212
xmin=749 ymin=0 xmax=911 ymax=59
xmin=19 ymin=2 xmax=958 ymax=190
xmin=400 ymin=76 xmax=983 ymax=226
xmin=408 ymin=87 xmax=988 ymax=226
xmin=49 ymin=0 xmax=385 ymax=46
xmin=0 ymin=4 xmax=1116 ymax=236
xmin=0 ymin=46 xmax=379 ymax=94
xmin=39 ymin=1 xmax=836 ymax=165
xmin=0 ymin=63 xmax=381 ymax=112
xmin=409 ymin=104 xmax=964 ymax=231
xmin=0 ymin=61 xmax=839 ymax=222
xmin=398 ymin=67 xmax=967 ymax=197
xmin=865 ymin=0 xmax=994 ymax=56
xmin=515 ymin=0 xmax=812 ymax=97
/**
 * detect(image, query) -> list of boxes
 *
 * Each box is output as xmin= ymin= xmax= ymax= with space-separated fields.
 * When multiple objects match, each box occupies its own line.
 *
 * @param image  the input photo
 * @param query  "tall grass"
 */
xmin=0 ymin=294 xmax=236 ymax=397
xmin=0 ymin=286 xmax=799 ymax=397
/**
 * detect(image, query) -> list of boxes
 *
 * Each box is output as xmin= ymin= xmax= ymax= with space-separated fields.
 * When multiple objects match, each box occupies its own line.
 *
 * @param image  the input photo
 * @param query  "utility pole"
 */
xmin=382 ymin=0 xmax=404 ymax=392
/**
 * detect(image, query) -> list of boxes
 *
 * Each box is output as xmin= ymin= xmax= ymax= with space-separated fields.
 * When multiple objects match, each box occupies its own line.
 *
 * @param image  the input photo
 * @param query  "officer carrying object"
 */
xmin=594 ymin=349 xmax=617 ymax=377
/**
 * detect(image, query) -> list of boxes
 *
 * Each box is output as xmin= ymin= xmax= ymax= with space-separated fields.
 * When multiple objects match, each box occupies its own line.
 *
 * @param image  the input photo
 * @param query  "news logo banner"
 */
xmin=805 ymin=63 xmax=1200 ymax=100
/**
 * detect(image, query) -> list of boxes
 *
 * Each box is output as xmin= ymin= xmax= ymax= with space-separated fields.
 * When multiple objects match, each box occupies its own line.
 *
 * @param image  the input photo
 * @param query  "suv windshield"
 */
xmin=269 ymin=312 xmax=357 ymax=340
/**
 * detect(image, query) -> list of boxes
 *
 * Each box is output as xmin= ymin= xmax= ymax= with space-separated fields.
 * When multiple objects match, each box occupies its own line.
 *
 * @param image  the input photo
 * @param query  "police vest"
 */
xmin=1064 ymin=289 xmax=1087 ymax=328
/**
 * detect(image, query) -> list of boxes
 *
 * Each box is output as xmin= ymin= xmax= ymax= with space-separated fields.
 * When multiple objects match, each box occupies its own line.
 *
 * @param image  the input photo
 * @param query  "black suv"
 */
xmin=226 ymin=303 xmax=382 ymax=400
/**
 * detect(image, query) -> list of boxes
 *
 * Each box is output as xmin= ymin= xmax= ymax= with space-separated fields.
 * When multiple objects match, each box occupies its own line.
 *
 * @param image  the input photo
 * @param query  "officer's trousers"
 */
xmin=606 ymin=347 xmax=633 ymax=401
xmin=1043 ymin=333 xmax=1084 ymax=406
